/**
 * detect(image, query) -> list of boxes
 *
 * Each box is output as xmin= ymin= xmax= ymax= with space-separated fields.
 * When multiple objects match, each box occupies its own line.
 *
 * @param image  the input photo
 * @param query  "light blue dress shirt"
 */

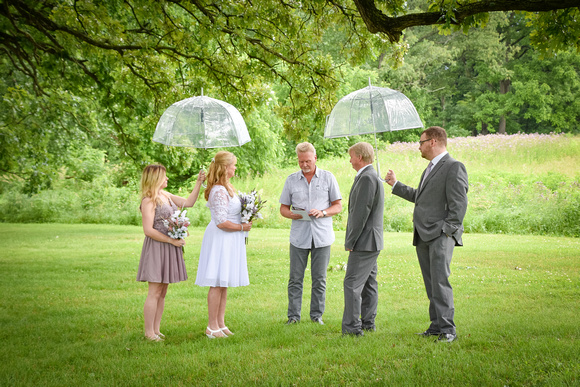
xmin=279 ymin=167 xmax=342 ymax=249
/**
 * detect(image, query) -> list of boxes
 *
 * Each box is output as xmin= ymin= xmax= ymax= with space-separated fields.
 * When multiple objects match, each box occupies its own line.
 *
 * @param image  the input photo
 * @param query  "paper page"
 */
xmin=291 ymin=209 xmax=311 ymax=221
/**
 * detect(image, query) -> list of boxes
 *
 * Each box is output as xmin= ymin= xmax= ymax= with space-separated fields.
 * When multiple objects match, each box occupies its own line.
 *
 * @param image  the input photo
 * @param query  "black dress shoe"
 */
xmin=362 ymin=326 xmax=376 ymax=332
xmin=416 ymin=330 xmax=440 ymax=336
xmin=436 ymin=333 xmax=457 ymax=343
xmin=285 ymin=318 xmax=299 ymax=325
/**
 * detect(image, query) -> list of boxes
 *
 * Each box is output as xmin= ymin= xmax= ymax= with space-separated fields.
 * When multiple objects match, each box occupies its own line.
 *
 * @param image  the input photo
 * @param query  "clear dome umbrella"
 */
xmin=324 ymin=79 xmax=423 ymax=179
xmin=153 ymin=90 xmax=251 ymax=149
xmin=153 ymin=90 xmax=250 ymax=186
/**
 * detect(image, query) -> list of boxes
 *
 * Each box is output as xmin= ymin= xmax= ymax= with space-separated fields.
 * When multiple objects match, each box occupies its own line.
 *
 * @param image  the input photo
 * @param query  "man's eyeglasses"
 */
xmin=419 ymin=138 xmax=432 ymax=145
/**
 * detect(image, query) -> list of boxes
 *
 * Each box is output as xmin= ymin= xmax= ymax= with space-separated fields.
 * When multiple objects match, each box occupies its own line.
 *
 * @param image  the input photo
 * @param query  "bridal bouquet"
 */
xmin=238 ymin=189 xmax=266 ymax=244
xmin=162 ymin=209 xmax=190 ymax=251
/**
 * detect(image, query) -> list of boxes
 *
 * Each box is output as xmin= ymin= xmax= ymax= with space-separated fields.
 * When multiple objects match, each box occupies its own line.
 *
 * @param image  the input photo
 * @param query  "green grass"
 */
xmin=1 ymin=224 xmax=578 ymax=386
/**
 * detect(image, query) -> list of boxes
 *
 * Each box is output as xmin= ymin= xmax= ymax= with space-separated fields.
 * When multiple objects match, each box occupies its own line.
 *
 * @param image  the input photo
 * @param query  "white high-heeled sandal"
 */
xmin=206 ymin=327 xmax=226 ymax=339
xmin=220 ymin=327 xmax=234 ymax=336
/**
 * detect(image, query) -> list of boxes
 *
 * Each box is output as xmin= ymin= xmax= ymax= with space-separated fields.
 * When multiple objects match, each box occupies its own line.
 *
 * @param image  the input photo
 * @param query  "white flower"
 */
xmin=238 ymin=189 xmax=266 ymax=225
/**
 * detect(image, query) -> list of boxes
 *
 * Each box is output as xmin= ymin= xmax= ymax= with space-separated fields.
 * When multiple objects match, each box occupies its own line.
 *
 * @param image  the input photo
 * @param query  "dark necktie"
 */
xmin=420 ymin=162 xmax=433 ymax=190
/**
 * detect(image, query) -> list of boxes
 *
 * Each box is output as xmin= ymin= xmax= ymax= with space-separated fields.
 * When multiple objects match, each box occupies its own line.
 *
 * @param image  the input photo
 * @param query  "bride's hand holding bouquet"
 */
xmin=238 ymin=189 xmax=266 ymax=244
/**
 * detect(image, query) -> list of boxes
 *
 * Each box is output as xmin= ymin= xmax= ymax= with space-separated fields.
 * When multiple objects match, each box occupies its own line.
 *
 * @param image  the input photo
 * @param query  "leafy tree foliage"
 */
xmin=1 ymin=0 xmax=579 ymax=192
xmin=1 ymin=0 xmax=381 ymax=191
xmin=376 ymin=12 xmax=580 ymax=136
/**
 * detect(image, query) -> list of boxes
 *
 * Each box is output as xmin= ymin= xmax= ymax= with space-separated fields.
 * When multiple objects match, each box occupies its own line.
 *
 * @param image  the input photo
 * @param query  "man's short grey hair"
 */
xmin=348 ymin=142 xmax=374 ymax=163
xmin=295 ymin=142 xmax=316 ymax=155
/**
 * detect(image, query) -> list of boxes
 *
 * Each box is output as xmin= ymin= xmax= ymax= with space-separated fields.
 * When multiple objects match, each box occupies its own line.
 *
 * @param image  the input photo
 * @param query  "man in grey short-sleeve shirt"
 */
xmin=280 ymin=142 xmax=342 ymax=325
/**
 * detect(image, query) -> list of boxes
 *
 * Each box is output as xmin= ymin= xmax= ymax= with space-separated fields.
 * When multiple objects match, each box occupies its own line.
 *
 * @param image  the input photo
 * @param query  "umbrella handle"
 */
xmin=201 ymin=166 xmax=207 ymax=188
xmin=374 ymin=147 xmax=385 ymax=182
xmin=375 ymin=161 xmax=386 ymax=182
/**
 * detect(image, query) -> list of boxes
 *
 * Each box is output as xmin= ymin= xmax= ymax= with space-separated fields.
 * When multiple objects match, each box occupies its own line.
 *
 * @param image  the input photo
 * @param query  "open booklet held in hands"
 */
xmin=291 ymin=208 xmax=312 ymax=221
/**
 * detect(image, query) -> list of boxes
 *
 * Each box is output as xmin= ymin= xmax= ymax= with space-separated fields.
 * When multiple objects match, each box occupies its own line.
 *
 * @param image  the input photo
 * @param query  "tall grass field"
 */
xmin=1 ymin=133 xmax=579 ymax=237
xmin=0 ymin=224 xmax=578 ymax=385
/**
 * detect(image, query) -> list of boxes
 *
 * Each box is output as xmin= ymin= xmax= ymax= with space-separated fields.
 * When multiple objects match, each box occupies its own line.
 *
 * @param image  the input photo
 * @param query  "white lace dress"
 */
xmin=195 ymin=185 xmax=249 ymax=287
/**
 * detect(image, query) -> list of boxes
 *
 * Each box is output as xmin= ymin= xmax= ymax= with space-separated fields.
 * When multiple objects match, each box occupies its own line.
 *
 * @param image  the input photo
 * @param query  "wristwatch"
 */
xmin=322 ymin=210 xmax=327 ymax=217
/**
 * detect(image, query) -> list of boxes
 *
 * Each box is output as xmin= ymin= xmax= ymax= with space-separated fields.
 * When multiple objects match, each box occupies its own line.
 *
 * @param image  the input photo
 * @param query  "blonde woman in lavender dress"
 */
xmin=137 ymin=164 xmax=205 ymax=341
xmin=196 ymin=151 xmax=252 ymax=338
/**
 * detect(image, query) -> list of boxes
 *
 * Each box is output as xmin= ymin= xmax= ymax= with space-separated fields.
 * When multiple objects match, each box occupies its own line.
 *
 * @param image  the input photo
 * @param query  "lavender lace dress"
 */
xmin=195 ymin=185 xmax=249 ymax=287
xmin=136 ymin=197 xmax=188 ymax=283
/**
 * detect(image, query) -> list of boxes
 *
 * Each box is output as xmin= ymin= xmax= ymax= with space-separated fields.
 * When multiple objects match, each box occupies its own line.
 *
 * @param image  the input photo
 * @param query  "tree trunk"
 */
xmin=481 ymin=122 xmax=489 ymax=135
xmin=377 ymin=52 xmax=386 ymax=69
xmin=498 ymin=116 xmax=507 ymax=134
xmin=440 ymin=95 xmax=446 ymax=127
xmin=498 ymin=79 xmax=511 ymax=134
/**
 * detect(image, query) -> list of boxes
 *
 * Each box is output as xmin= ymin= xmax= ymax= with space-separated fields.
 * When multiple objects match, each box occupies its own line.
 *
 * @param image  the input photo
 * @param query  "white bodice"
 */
xmin=207 ymin=185 xmax=241 ymax=225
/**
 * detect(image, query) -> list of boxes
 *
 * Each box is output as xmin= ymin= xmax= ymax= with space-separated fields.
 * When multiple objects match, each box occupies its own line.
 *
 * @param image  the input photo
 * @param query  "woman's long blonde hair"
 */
xmin=140 ymin=164 xmax=166 ymax=207
xmin=205 ymin=151 xmax=236 ymax=200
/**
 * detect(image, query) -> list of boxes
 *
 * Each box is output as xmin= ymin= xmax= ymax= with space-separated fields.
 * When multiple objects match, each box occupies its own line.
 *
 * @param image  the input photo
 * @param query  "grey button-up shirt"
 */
xmin=279 ymin=167 xmax=342 ymax=249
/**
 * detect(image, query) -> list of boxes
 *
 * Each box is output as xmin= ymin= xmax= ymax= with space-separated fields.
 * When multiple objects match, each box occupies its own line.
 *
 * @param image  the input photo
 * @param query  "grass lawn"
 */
xmin=0 ymin=223 xmax=578 ymax=386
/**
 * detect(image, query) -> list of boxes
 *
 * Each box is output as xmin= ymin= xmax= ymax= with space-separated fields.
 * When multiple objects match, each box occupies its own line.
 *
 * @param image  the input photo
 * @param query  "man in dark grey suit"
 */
xmin=342 ymin=142 xmax=384 ymax=336
xmin=385 ymin=126 xmax=468 ymax=343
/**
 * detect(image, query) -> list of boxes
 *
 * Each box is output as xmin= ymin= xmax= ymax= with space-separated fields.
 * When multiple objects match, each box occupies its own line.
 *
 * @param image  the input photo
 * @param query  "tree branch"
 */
xmin=353 ymin=0 xmax=580 ymax=43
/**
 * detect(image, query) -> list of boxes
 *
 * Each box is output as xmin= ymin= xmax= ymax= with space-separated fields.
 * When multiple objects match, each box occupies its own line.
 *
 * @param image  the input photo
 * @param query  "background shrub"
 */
xmin=1 ymin=133 xmax=578 ymax=237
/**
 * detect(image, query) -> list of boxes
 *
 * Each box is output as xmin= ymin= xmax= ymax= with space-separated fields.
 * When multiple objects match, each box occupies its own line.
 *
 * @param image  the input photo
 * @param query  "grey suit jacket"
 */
xmin=392 ymin=153 xmax=468 ymax=246
xmin=345 ymin=165 xmax=384 ymax=252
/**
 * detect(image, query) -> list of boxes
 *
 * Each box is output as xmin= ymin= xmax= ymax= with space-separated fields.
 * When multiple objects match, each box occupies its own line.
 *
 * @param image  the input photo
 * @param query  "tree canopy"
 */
xmin=1 ymin=0 xmax=579 ymax=192
xmin=2 ymin=0 xmax=379 ymax=190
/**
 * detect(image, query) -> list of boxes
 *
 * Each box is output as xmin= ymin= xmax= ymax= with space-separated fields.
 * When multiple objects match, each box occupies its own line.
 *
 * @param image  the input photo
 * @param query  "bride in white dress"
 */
xmin=195 ymin=151 xmax=252 ymax=338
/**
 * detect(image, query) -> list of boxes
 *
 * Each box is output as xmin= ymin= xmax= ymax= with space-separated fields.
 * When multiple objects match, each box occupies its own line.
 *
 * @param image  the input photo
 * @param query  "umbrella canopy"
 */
xmin=153 ymin=95 xmax=251 ymax=149
xmin=324 ymin=81 xmax=423 ymax=179
xmin=324 ymin=85 xmax=423 ymax=139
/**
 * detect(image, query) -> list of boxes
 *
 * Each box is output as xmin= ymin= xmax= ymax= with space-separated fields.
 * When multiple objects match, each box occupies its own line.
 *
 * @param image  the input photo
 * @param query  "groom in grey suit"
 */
xmin=386 ymin=126 xmax=468 ymax=343
xmin=342 ymin=142 xmax=384 ymax=336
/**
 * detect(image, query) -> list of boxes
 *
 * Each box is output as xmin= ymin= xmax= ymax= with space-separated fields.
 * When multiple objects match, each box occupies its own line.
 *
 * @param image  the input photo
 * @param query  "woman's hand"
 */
xmin=170 ymin=238 xmax=186 ymax=248
xmin=197 ymin=170 xmax=206 ymax=183
xmin=242 ymin=221 xmax=253 ymax=232
xmin=173 ymin=170 xmax=206 ymax=208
